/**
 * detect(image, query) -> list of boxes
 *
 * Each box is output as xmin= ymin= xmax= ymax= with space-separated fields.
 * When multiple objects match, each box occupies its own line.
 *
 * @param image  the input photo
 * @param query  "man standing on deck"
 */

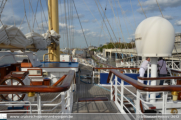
xmin=157 ymin=57 xmax=167 ymax=85
xmin=138 ymin=57 xmax=150 ymax=83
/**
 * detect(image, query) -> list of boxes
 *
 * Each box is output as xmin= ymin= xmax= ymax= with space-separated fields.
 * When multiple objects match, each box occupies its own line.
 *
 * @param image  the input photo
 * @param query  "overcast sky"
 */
xmin=1 ymin=0 xmax=181 ymax=48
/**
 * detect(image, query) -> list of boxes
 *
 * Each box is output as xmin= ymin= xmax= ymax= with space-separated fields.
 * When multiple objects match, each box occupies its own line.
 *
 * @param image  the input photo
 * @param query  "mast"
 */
xmin=48 ymin=0 xmax=60 ymax=61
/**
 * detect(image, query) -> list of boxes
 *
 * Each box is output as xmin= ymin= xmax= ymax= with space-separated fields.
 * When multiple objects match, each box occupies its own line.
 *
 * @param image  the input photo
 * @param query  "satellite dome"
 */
xmin=135 ymin=16 xmax=175 ymax=57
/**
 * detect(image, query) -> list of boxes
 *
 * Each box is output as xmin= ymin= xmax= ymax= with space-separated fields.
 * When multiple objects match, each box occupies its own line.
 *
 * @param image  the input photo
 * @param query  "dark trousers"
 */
xmin=159 ymin=74 xmax=167 ymax=85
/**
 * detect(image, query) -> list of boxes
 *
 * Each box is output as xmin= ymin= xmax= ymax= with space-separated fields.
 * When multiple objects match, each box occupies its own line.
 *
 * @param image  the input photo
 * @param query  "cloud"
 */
xmin=75 ymin=29 xmax=90 ymax=34
xmin=1 ymin=15 xmax=25 ymax=25
xmin=86 ymin=31 xmax=97 ymax=36
xmin=72 ymin=14 xmax=84 ymax=18
xmin=121 ymin=10 xmax=128 ymax=15
xmin=137 ymin=0 xmax=181 ymax=13
xmin=175 ymin=20 xmax=181 ymax=26
xmin=59 ymin=23 xmax=74 ymax=29
xmin=127 ymin=38 xmax=132 ymax=40
xmin=163 ymin=15 xmax=173 ymax=20
xmin=19 ymin=27 xmax=23 ymax=30
xmin=92 ymin=19 xmax=97 ymax=22
xmin=81 ymin=20 xmax=89 ymax=23
xmin=60 ymin=14 xmax=84 ymax=21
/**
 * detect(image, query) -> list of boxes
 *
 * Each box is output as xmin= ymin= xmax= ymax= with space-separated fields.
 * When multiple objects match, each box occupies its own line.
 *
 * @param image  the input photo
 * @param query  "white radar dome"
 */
xmin=135 ymin=16 xmax=175 ymax=57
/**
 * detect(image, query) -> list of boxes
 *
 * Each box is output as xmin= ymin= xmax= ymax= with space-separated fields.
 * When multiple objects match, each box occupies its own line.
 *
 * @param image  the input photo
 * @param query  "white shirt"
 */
xmin=157 ymin=60 xmax=167 ymax=74
xmin=140 ymin=60 xmax=149 ymax=71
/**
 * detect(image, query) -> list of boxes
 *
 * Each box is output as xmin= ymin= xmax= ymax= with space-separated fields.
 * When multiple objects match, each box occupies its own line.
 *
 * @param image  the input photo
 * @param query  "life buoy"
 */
xmin=171 ymin=108 xmax=178 ymax=115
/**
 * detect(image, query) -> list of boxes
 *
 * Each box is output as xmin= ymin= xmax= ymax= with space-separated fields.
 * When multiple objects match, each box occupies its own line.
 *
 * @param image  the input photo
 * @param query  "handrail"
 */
xmin=0 ymin=70 xmax=75 ymax=93
xmin=52 ymin=75 xmax=67 ymax=87
xmin=171 ymin=69 xmax=181 ymax=73
xmin=107 ymin=69 xmax=181 ymax=92
xmin=138 ymin=76 xmax=181 ymax=80
xmin=96 ymin=61 xmax=113 ymax=68
xmin=43 ymin=53 xmax=58 ymax=62
xmin=94 ymin=67 xmax=139 ymax=70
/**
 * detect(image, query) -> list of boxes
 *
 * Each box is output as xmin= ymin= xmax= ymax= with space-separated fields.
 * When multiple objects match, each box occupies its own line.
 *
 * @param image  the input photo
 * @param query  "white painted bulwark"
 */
xmin=135 ymin=16 xmax=175 ymax=57
xmin=22 ymin=68 xmax=78 ymax=73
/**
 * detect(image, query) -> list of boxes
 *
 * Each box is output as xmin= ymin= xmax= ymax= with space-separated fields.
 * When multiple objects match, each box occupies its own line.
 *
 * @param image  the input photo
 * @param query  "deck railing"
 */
xmin=166 ymin=61 xmax=181 ymax=70
xmin=106 ymin=69 xmax=181 ymax=119
xmin=78 ymin=57 xmax=96 ymax=67
xmin=0 ymin=70 xmax=75 ymax=114
xmin=92 ymin=67 xmax=139 ymax=84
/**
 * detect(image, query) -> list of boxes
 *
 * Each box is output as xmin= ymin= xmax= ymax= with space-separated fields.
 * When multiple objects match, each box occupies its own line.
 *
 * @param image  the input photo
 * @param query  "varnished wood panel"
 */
xmin=30 ymin=81 xmax=43 ymax=86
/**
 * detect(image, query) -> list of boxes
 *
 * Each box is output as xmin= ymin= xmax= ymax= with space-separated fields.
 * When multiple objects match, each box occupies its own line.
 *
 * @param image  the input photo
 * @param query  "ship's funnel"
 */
xmin=135 ymin=16 xmax=175 ymax=57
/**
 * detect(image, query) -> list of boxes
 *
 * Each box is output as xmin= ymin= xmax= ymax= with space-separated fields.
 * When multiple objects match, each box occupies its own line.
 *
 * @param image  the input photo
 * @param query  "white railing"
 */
xmin=92 ymin=68 xmax=139 ymax=85
xmin=110 ymin=76 xmax=143 ymax=119
xmin=109 ymin=71 xmax=181 ymax=120
xmin=95 ymin=53 xmax=107 ymax=61
xmin=166 ymin=61 xmax=181 ymax=70
xmin=78 ymin=58 xmax=96 ymax=67
xmin=116 ymin=60 xmax=142 ymax=68
xmin=0 ymin=84 xmax=75 ymax=114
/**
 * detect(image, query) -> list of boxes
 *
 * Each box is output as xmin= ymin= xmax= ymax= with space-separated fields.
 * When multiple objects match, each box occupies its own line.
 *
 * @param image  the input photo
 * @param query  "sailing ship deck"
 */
xmin=0 ymin=64 xmax=135 ymax=119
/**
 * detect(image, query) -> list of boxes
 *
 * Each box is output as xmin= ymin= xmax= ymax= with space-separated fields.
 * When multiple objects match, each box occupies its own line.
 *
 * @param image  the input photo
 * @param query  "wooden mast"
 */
xmin=48 ymin=0 xmax=60 ymax=61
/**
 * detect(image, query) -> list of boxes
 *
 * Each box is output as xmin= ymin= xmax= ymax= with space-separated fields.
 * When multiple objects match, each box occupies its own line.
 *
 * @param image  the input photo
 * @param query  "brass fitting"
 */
xmin=28 ymin=92 xmax=35 ymax=97
xmin=171 ymin=91 xmax=179 ymax=101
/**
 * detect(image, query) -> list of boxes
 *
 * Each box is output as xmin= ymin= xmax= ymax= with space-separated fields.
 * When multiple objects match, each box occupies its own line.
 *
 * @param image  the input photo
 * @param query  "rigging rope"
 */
xmin=156 ymin=0 xmax=164 ymax=18
xmin=82 ymin=0 xmax=112 ymax=50
xmin=64 ymin=0 xmax=69 ymax=50
xmin=23 ymin=0 xmax=31 ymax=32
xmin=32 ymin=0 xmax=40 ymax=30
xmin=72 ymin=0 xmax=89 ymax=48
xmin=29 ymin=0 xmax=40 ymax=31
xmin=95 ymin=0 xmax=124 ymax=63
xmin=97 ymin=0 xmax=119 ymax=44
xmin=10 ymin=0 xmax=15 ymax=26
xmin=114 ymin=0 xmax=128 ymax=49
xmin=155 ymin=0 xmax=180 ymax=61
xmin=116 ymin=0 xmax=134 ymax=32
xmin=137 ymin=0 xmax=147 ymax=18
xmin=116 ymin=0 xmax=133 ymax=49
xmin=94 ymin=0 xmax=116 ymax=49
xmin=98 ymin=1 xmax=108 ymax=48
xmin=108 ymin=0 xmax=124 ymax=50
xmin=40 ymin=0 xmax=48 ymax=28
xmin=0 ymin=0 xmax=11 ymax=42
xmin=129 ymin=0 xmax=136 ymax=29
xmin=109 ymin=0 xmax=122 ymax=50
